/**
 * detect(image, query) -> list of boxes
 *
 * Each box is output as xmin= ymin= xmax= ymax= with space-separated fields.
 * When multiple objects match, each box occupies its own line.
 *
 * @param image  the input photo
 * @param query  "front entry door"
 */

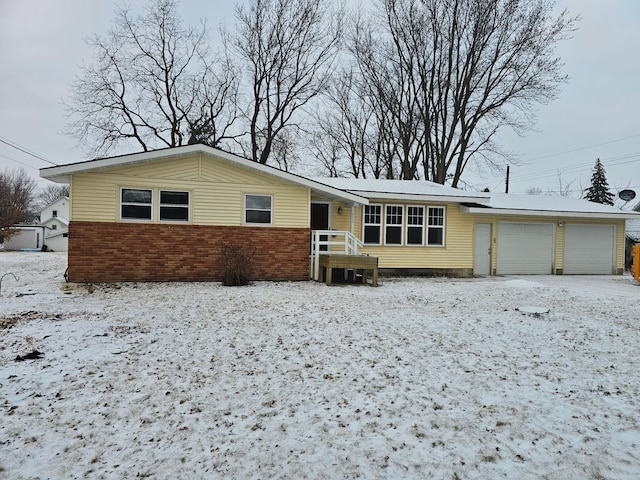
xmin=474 ymin=223 xmax=491 ymax=275
xmin=311 ymin=202 xmax=330 ymax=251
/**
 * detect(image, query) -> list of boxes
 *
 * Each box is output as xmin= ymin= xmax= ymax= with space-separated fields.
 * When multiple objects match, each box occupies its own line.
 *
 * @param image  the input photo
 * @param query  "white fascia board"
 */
xmin=460 ymin=205 xmax=640 ymax=219
xmin=40 ymin=145 xmax=368 ymax=205
xmin=355 ymin=191 xmax=490 ymax=204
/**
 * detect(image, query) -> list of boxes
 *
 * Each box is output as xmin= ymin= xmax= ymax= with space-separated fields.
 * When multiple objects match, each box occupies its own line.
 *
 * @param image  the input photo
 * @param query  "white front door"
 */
xmin=474 ymin=223 xmax=492 ymax=275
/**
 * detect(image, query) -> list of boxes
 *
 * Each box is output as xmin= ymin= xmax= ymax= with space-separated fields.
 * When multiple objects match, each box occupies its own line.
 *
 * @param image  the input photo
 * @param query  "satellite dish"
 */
xmin=619 ymin=189 xmax=636 ymax=201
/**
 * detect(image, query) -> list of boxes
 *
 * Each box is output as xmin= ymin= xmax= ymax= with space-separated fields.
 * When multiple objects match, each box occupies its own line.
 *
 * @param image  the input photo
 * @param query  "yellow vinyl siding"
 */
xmin=112 ymin=155 xmax=201 ymax=180
xmin=70 ymin=153 xmax=309 ymax=228
xmin=330 ymin=202 xmax=354 ymax=232
xmin=359 ymin=203 xmax=473 ymax=268
xmin=555 ymin=223 xmax=566 ymax=271
xmin=314 ymin=201 xmax=473 ymax=269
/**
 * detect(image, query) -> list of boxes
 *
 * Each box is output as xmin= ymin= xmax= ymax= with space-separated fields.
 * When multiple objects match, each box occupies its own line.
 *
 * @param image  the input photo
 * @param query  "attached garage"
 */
xmin=497 ymin=223 xmax=554 ymax=274
xmin=564 ymin=224 xmax=615 ymax=274
xmin=460 ymin=193 xmax=637 ymax=276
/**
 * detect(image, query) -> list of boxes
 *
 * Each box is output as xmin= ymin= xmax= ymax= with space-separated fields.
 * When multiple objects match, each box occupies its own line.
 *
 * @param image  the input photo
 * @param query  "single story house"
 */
xmin=40 ymin=144 xmax=639 ymax=283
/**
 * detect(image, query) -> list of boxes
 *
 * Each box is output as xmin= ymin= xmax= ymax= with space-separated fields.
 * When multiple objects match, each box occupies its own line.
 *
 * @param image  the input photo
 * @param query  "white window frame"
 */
xmin=427 ymin=206 xmax=446 ymax=247
xmin=363 ymin=204 xmax=382 ymax=245
xmin=406 ymin=205 xmax=425 ymax=246
xmin=244 ymin=194 xmax=273 ymax=225
xmin=159 ymin=190 xmax=190 ymax=222
xmin=120 ymin=187 xmax=153 ymax=221
xmin=384 ymin=204 xmax=404 ymax=245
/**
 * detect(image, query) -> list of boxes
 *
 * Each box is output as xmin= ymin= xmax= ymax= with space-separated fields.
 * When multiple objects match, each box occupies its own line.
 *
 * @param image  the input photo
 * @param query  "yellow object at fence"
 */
xmin=632 ymin=244 xmax=640 ymax=281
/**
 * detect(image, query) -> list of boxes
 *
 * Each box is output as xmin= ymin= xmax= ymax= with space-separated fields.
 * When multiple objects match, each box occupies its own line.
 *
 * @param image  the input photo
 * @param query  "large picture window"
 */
xmin=385 ymin=205 xmax=403 ymax=245
xmin=160 ymin=190 xmax=189 ymax=221
xmin=121 ymin=188 xmax=152 ymax=220
xmin=245 ymin=194 xmax=272 ymax=224
xmin=406 ymin=206 xmax=424 ymax=245
xmin=363 ymin=204 xmax=382 ymax=244
xmin=427 ymin=206 xmax=445 ymax=246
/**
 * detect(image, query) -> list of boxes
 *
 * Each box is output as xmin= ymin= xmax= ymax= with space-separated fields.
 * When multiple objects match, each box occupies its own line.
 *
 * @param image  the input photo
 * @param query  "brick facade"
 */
xmin=68 ymin=221 xmax=310 ymax=282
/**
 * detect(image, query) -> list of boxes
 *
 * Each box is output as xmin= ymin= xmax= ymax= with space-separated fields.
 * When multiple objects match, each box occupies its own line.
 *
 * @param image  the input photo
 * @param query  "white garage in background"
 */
xmin=564 ymin=224 xmax=615 ymax=274
xmin=496 ymin=222 xmax=554 ymax=274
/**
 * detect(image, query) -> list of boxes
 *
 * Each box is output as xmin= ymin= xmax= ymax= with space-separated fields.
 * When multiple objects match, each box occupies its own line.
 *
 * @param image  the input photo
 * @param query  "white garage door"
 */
xmin=564 ymin=224 xmax=615 ymax=274
xmin=497 ymin=223 xmax=554 ymax=274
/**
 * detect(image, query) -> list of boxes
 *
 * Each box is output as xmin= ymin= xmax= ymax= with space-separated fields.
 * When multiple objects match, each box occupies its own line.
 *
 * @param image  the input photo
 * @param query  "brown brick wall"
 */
xmin=68 ymin=221 xmax=310 ymax=282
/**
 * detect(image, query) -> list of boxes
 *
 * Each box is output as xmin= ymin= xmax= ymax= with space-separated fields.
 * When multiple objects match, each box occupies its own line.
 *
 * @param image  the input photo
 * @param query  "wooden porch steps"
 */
xmin=318 ymin=254 xmax=378 ymax=287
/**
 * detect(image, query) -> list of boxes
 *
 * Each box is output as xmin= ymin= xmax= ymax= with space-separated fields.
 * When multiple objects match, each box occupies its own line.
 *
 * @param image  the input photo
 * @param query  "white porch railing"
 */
xmin=311 ymin=230 xmax=364 ymax=280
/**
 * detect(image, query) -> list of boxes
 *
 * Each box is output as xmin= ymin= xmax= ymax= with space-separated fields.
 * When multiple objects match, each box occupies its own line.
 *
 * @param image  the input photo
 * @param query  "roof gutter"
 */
xmin=349 ymin=191 xmax=490 ymax=204
xmin=460 ymin=204 xmax=640 ymax=219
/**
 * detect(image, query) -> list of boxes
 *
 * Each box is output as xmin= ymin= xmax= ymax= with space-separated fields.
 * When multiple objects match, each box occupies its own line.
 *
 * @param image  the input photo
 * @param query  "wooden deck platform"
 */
xmin=318 ymin=254 xmax=378 ymax=286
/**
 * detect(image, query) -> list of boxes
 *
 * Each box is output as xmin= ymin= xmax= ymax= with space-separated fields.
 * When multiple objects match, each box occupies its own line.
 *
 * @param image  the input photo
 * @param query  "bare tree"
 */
xmin=38 ymin=184 xmax=70 ymax=208
xmin=229 ymin=0 xmax=343 ymax=167
xmin=347 ymin=0 xmax=577 ymax=185
xmin=312 ymin=69 xmax=379 ymax=178
xmin=65 ymin=0 xmax=239 ymax=157
xmin=0 ymin=168 xmax=37 ymax=243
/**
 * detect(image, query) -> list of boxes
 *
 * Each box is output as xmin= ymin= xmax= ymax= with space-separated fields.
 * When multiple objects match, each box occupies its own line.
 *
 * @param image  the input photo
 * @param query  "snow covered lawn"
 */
xmin=1 ymin=252 xmax=639 ymax=479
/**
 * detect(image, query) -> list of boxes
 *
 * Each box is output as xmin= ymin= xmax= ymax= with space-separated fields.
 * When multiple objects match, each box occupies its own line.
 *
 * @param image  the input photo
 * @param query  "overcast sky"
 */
xmin=1 ymin=0 xmax=639 ymax=201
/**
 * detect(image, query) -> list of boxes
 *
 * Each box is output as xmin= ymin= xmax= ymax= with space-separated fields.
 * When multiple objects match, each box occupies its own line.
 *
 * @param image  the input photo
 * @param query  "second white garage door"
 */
xmin=497 ymin=223 xmax=554 ymax=274
xmin=564 ymin=224 xmax=615 ymax=274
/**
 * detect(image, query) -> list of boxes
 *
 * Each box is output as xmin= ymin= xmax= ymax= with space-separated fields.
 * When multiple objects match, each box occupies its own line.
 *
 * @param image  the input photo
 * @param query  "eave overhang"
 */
xmin=343 ymin=190 xmax=490 ymax=204
xmin=460 ymin=204 xmax=640 ymax=220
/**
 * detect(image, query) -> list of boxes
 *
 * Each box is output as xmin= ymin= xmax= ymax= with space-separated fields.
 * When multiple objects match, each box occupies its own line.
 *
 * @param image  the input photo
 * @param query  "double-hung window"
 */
xmin=159 ymin=190 xmax=189 ymax=221
xmin=363 ymin=204 xmax=382 ymax=244
xmin=427 ymin=206 xmax=445 ymax=246
xmin=385 ymin=205 xmax=403 ymax=245
xmin=245 ymin=194 xmax=272 ymax=224
xmin=121 ymin=188 xmax=152 ymax=220
xmin=406 ymin=206 xmax=424 ymax=245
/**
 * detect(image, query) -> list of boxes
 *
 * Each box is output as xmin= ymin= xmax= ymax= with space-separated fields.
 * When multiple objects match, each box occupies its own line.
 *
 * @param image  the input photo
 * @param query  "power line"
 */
xmin=0 ymin=136 xmax=58 ymax=166
xmin=519 ymin=133 xmax=640 ymax=163
xmin=511 ymin=152 xmax=640 ymax=183
xmin=0 ymin=152 xmax=41 ymax=171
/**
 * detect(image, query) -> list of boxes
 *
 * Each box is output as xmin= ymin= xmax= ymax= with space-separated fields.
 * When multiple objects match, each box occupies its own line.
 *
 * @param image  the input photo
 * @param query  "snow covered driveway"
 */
xmin=1 ymin=252 xmax=639 ymax=479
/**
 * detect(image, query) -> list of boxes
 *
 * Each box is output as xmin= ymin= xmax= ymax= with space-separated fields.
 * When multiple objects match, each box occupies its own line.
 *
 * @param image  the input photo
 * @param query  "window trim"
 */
xmin=120 ymin=187 xmax=153 ymax=222
xmin=244 ymin=193 xmax=273 ymax=225
xmin=363 ymin=204 xmax=383 ymax=245
xmin=159 ymin=189 xmax=190 ymax=223
xmin=426 ymin=205 xmax=446 ymax=247
xmin=406 ymin=205 xmax=425 ymax=246
xmin=384 ymin=204 xmax=404 ymax=246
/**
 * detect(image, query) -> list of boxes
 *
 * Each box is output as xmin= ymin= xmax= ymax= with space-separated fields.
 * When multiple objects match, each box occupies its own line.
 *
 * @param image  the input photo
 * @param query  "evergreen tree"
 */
xmin=583 ymin=158 xmax=614 ymax=205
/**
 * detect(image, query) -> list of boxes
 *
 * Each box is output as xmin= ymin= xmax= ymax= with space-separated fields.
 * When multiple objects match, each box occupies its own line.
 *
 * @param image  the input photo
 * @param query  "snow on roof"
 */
xmin=310 ymin=177 xmax=490 ymax=203
xmin=41 ymin=217 xmax=69 ymax=226
xmin=464 ymin=193 xmax=640 ymax=219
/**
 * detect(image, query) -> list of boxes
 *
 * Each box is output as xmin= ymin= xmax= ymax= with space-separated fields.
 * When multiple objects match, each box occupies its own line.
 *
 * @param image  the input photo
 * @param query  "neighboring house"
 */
xmin=1 ymin=196 xmax=69 ymax=252
xmin=40 ymin=196 xmax=70 ymax=251
xmin=40 ymin=145 xmax=640 ymax=283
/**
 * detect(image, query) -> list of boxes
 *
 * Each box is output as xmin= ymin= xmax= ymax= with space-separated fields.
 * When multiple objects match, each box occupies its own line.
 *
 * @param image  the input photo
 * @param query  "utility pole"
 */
xmin=505 ymin=165 xmax=510 ymax=193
